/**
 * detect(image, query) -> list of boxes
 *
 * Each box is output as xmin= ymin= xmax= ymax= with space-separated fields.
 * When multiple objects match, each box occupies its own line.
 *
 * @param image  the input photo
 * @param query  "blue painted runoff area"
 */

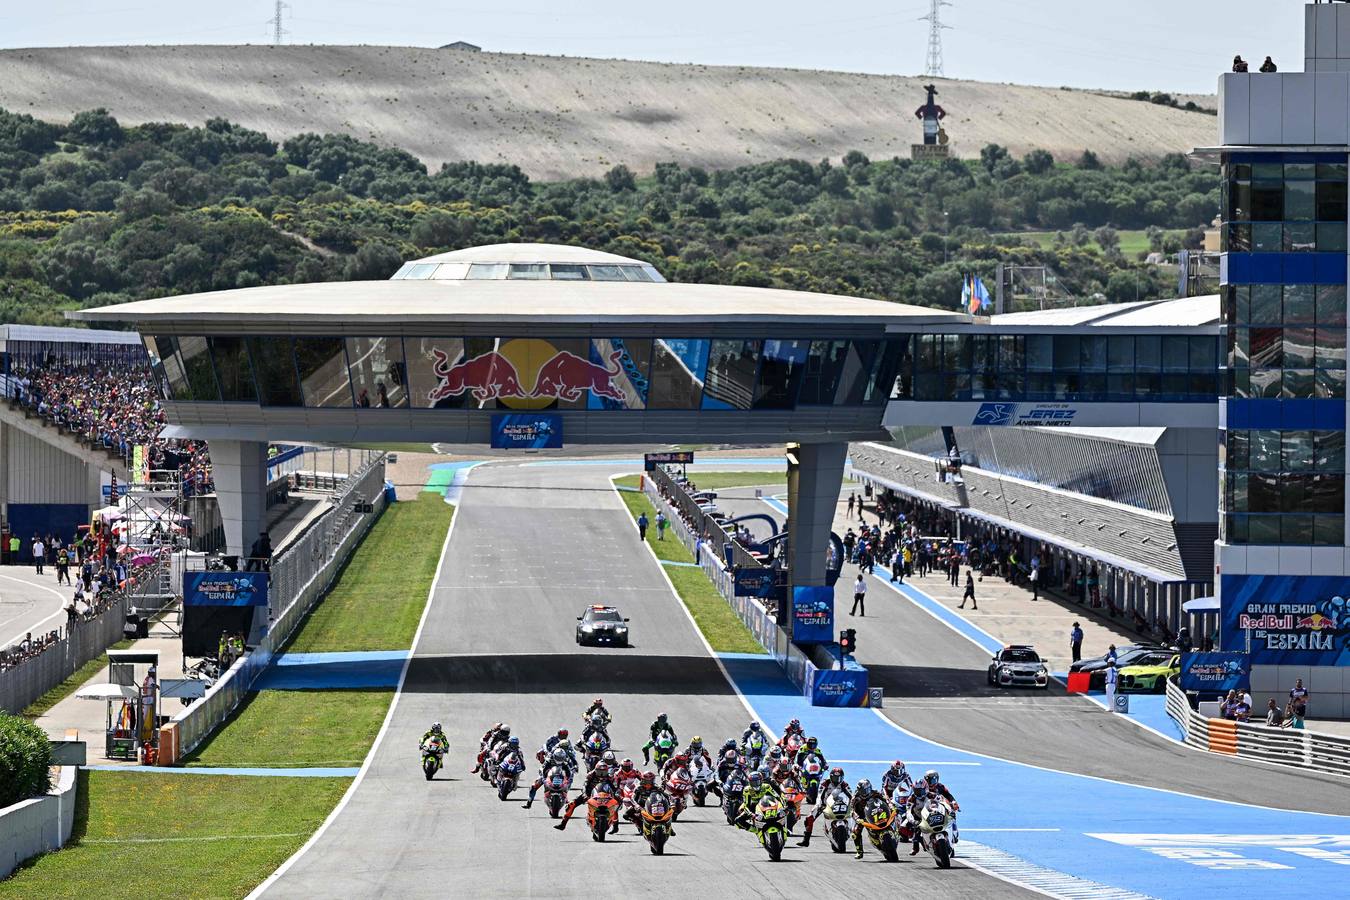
xmin=426 ymin=460 xmax=485 ymax=504
xmin=523 ymin=457 xmax=791 ymax=467
xmin=760 ymin=495 xmax=789 ymax=516
xmin=84 ymin=765 xmax=360 ymax=777
xmin=253 ymin=651 xmax=408 ymax=690
xmin=718 ymin=654 xmax=1350 ymax=899
xmin=659 ymin=559 xmax=701 ymax=568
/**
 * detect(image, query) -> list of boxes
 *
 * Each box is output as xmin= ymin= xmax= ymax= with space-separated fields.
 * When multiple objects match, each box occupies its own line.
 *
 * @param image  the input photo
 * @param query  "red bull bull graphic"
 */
xmin=1221 ymin=574 xmax=1350 ymax=665
xmin=428 ymin=348 xmax=525 ymax=404
xmin=532 ymin=350 xmax=625 ymax=402
xmin=423 ymin=339 xmax=645 ymax=409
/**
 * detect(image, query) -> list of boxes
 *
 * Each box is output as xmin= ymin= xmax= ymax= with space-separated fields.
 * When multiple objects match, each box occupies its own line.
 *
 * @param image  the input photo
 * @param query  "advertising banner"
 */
xmin=644 ymin=451 xmax=694 ymax=471
xmin=1180 ymin=652 xmax=1251 ymax=694
xmin=1220 ymin=574 xmax=1350 ymax=665
xmin=792 ymin=585 xmax=834 ymax=644
xmin=490 ymin=413 xmax=563 ymax=449
xmin=810 ymin=667 xmax=870 ymax=707
xmin=183 ymin=572 xmax=270 ymax=607
xmin=734 ymin=567 xmax=775 ymax=598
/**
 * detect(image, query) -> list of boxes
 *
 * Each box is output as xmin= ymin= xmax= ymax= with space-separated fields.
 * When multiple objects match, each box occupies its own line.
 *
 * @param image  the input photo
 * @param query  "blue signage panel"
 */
xmin=490 ymin=413 xmax=563 ymax=449
xmin=810 ymin=667 xmax=870 ymax=707
xmin=1180 ymin=652 xmax=1251 ymax=694
xmin=792 ymin=585 xmax=834 ymax=644
xmin=734 ymin=567 xmax=775 ymax=598
xmin=1220 ymin=574 xmax=1350 ymax=665
xmin=973 ymin=402 xmax=1078 ymax=427
xmin=184 ymin=572 xmax=269 ymax=607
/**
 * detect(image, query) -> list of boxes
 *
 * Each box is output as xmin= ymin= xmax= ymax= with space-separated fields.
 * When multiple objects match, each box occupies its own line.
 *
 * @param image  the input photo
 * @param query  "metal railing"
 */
xmin=171 ymin=456 xmax=388 ymax=756
xmin=0 ymin=598 xmax=129 ymax=714
xmin=1164 ymin=676 xmax=1350 ymax=777
xmin=647 ymin=466 xmax=765 ymax=571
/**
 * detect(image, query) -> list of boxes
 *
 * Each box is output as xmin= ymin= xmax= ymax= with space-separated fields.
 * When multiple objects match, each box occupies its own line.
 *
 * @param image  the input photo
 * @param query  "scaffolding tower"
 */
xmin=118 ymin=467 xmax=188 ymax=616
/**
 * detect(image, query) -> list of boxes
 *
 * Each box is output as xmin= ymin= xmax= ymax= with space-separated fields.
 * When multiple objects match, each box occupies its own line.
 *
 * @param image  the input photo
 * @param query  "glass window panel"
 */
xmin=1250 ymin=430 xmax=1283 ymax=471
xmin=1248 ymin=515 xmax=1281 ymax=544
xmin=1283 ymin=368 xmax=1315 ymax=398
xmin=587 ymin=265 xmax=628 ymax=281
xmin=466 ymin=263 xmax=507 ymax=279
xmin=1227 ymin=181 xmax=1252 ymax=220
xmin=1283 ymin=431 xmax=1316 ymax=471
xmin=587 ymin=338 xmax=651 ymax=410
xmin=1251 ymin=183 xmax=1284 ymax=221
xmin=1225 ymin=223 xmax=1251 ymax=251
xmin=703 ymin=339 xmax=762 ymax=410
xmin=1282 ymin=514 xmax=1314 ymax=544
xmin=1107 ymin=335 xmax=1133 ymax=372
xmin=1227 ymin=514 xmax=1249 ymax=543
xmin=754 ymin=339 xmax=810 ymax=409
xmin=914 ymin=373 xmax=942 ymax=401
xmin=346 ymin=337 xmax=408 ymax=408
xmin=391 ymin=262 xmax=415 ymax=279
xmin=1317 ymin=431 xmax=1346 ymax=472
xmin=1285 ymin=163 xmax=1316 ymax=180
xmin=1283 ymin=327 xmax=1316 ymax=368
xmin=150 ymin=335 xmax=187 ymax=400
xmin=246 ymin=337 xmax=302 ymax=407
xmin=641 ymin=266 xmax=666 ymax=283
xmin=549 ymin=264 xmax=589 ymax=281
xmin=208 ymin=336 xmax=257 ymax=403
xmin=1025 ymin=335 xmax=1053 ymax=372
xmin=865 ymin=339 xmax=906 ymax=406
xmin=1249 ymin=328 xmax=1283 ymax=367
xmin=1317 ymin=180 xmax=1348 ymax=221
xmin=433 ymin=262 xmax=469 ymax=279
xmin=955 ymin=334 xmax=974 ymax=371
xmin=507 ymin=263 xmax=549 ymax=280
xmin=1250 ymin=284 xmax=1282 ymax=324
xmin=1232 ymin=162 xmax=1253 ymax=180
xmin=405 ymin=263 xmax=437 ymax=279
xmin=1249 ymin=368 xmax=1282 ymax=398
xmin=1132 ymin=334 xmax=1159 ymax=372
xmin=1318 ymin=163 xmax=1348 ymax=182
xmin=1308 ymin=474 xmax=1345 ymax=513
xmin=407 ymin=337 xmax=503 ymax=409
xmin=1107 ymin=373 xmax=1134 ymax=399
xmin=1317 ymin=285 xmax=1347 ymax=325
xmin=1252 ymin=222 xmax=1283 ymax=251
xmin=1052 ymin=335 xmax=1079 ymax=371
xmin=1161 ymin=335 xmax=1190 ymax=371
xmin=916 ymin=334 xmax=938 ymax=371
xmin=1248 ymin=473 xmax=1282 ymax=512
xmin=1317 ymin=223 xmax=1347 ymax=254
xmin=1284 ymin=285 xmax=1315 ymax=323
xmin=1314 ymin=515 xmax=1344 ymax=545
xmin=835 ymin=340 xmax=880 ymax=405
xmin=1285 ymin=222 xmax=1317 ymax=251
xmin=1080 ymin=336 xmax=1106 ymax=372
xmin=649 ymin=339 xmax=709 ymax=409
xmin=621 ymin=266 xmax=653 ymax=282
xmin=1231 ymin=327 xmax=1250 ymax=367
xmin=1284 ymin=180 xmax=1316 ymax=219
xmin=178 ymin=336 xmax=220 ymax=402
xmin=1230 ymin=472 xmax=1249 ymax=512
xmin=1281 ymin=475 xmax=1310 ymax=513
xmin=1231 ymin=284 xmax=1251 ymax=324
xmin=1317 ymin=368 xmax=1347 ymax=398
xmin=1316 ymin=328 xmax=1347 ymax=369
xmin=1229 ymin=429 xmax=1250 ymax=470
xmin=139 ymin=336 xmax=172 ymax=400
xmin=1190 ymin=372 xmax=1217 ymax=397
xmin=1252 ymin=161 xmax=1283 ymax=181
xmin=1189 ymin=336 xmax=1217 ymax=372
xmin=1024 ymin=373 xmax=1052 ymax=399
xmin=519 ymin=337 xmax=591 ymax=410
xmin=893 ymin=335 xmax=913 ymax=399
xmin=1079 ymin=373 xmax=1106 ymax=399
xmin=294 ymin=337 xmax=352 ymax=408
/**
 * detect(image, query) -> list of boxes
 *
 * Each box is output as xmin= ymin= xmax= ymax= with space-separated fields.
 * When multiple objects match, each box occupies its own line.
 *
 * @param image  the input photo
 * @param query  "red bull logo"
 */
xmin=426 ymin=341 xmax=629 ymax=408
xmin=1296 ymin=614 xmax=1336 ymax=631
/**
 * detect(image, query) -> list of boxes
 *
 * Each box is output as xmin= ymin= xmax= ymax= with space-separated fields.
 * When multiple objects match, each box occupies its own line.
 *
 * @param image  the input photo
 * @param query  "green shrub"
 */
xmin=0 ymin=712 xmax=52 ymax=807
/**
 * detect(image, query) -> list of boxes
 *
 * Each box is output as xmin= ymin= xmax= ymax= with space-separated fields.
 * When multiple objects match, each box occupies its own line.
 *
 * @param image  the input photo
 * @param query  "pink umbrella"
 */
xmin=131 ymin=553 xmax=155 ymax=566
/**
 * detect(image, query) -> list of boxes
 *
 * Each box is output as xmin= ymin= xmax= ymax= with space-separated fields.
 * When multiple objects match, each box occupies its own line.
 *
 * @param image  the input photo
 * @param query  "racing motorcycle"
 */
xmin=420 ymin=737 xmax=446 ymax=781
xmin=664 ymin=766 xmax=692 ymax=818
xmin=722 ymin=769 xmax=748 ymax=826
xmin=918 ymin=796 xmax=958 ymax=868
xmin=542 ymin=764 xmax=571 ymax=818
xmin=651 ymin=731 xmax=677 ymax=769
xmin=750 ymin=794 xmax=789 ymax=861
xmin=690 ymin=755 xmax=716 ymax=806
xmin=587 ymin=788 xmax=620 ymax=843
xmin=860 ymin=796 xmax=901 ymax=862
xmin=799 ymin=753 xmax=825 ymax=804
xmin=583 ymin=732 xmax=610 ymax=771
xmin=780 ymin=732 xmax=804 ymax=756
xmin=742 ymin=732 xmax=768 ymax=770
xmin=777 ymin=773 xmax=807 ymax=832
xmin=891 ymin=787 xmax=917 ymax=845
xmin=640 ymin=788 xmax=676 ymax=855
xmin=496 ymin=753 xmax=525 ymax=801
xmin=820 ymin=788 xmax=852 ymax=853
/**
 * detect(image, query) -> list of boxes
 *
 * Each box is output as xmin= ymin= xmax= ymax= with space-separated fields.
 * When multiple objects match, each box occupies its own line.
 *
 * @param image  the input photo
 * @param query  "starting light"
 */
xmin=839 ymin=628 xmax=857 ymax=656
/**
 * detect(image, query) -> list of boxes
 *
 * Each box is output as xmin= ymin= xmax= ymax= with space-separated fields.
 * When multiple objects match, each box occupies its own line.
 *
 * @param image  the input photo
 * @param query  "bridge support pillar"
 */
xmin=211 ymin=439 xmax=267 ymax=559
xmin=786 ymin=441 xmax=848 ymax=639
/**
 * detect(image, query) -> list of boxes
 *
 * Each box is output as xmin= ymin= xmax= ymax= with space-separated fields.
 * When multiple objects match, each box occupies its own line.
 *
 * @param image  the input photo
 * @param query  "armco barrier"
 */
xmin=171 ymin=459 xmax=388 ymax=757
xmin=0 ymin=598 xmax=130 ymax=715
xmin=1165 ymin=676 xmax=1350 ymax=777
xmin=0 ymin=764 xmax=77 ymax=879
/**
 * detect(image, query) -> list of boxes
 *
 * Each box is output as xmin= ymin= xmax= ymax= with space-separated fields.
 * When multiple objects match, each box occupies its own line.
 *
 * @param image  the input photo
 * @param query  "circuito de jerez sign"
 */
xmin=1220 ymin=574 xmax=1350 ymax=665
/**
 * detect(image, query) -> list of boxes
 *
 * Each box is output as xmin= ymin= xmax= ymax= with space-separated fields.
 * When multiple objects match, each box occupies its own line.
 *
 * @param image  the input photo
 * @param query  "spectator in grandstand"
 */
xmin=1289 ymin=678 xmax=1309 ymax=718
xmin=1265 ymin=698 xmax=1282 ymax=726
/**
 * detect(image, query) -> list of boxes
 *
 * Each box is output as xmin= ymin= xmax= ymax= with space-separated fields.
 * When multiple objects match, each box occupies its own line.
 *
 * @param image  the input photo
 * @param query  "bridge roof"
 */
xmin=988 ymin=294 xmax=1220 ymax=331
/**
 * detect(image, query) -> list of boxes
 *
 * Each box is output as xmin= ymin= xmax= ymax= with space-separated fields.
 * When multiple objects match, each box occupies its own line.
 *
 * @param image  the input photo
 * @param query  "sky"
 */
xmin=0 ymin=0 xmax=1309 ymax=94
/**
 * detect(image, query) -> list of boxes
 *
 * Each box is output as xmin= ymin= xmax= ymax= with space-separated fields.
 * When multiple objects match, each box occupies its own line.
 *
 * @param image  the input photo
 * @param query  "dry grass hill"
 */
xmin=0 ymin=45 xmax=1218 ymax=181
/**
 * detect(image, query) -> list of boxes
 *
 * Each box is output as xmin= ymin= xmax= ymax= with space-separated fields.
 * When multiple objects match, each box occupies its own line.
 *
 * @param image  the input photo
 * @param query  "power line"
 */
xmin=920 ymin=0 xmax=952 ymax=77
xmin=268 ymin=0 xmax=290 ymax=45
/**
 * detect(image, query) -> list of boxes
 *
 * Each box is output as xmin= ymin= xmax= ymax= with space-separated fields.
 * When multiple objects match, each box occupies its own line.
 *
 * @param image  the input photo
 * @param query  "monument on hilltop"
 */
xmin=912 ymin=83 xmax=950 ymax=160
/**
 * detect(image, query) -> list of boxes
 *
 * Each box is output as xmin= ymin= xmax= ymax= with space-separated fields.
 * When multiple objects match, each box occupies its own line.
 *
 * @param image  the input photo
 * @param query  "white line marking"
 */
xmin=0 ymin=571 xmax=69 ymax=646
xmin=957 ymin=841 xmax=1157 ymax=900
xmin=964 ymin=828 xmax=1062 ymax=833
xmin=249 ymin=489 xmax=465 ymax=898
xmin=831 ymin=759 xmax=982 ymax=766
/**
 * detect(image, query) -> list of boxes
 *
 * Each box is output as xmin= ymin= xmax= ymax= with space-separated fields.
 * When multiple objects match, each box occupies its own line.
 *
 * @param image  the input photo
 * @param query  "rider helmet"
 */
xmin=552 ymin=748 xmax=568 ymax=763
xmin=892 ymin=759 xmax=907 ymax=772
xmin=723 ymin=749 xmax=738 ymax=762
xmin=912 ymin=782 xmax=929 ymax=799
xmin=602 ymin=751 xmax=617 ymax=765
xmin=924 ymin=769 xmax=940 ymax=787
xmin=593 ymin=698 xmax=604 ymax=706
xmin=828 ymin=767 xmax=844 ymax=782
xmin=788 ymin=718 xmax=800 ymax=730
xmin=747 ymin=771 xmax=764 ymax=787
xmin=657 ymin=712 xmax=668 ymax=721
xmin=620 ymin=758 xmax=635 ymax=771
xmin=499 ymin=725 xmax=510 ymax=736
xmin=641 ymin=771 xmax=656 ymax=784
xmin=805 ymin=736 xmax=818 ymax=750
xmin=690 ymin=736 xmax=703 ymax=748
xmin=749 ymin=721 xmax=761 ymax=732
xmin=595 ymin=762 xmax=609 ymax=774
xmin=857 ymin=778 xmax=873 ymax=796
xmin=557 ymin=728 xmax=568 ymax=739
xmin=558 ymin=739 xmax=572 ymax=752
xmin=508 ymin=736 xmax=520 ymax=747
xmin=431 ymin=722 xmax=442 ymax=732
xmin=722 ymin=739 xmax=737 ymax=750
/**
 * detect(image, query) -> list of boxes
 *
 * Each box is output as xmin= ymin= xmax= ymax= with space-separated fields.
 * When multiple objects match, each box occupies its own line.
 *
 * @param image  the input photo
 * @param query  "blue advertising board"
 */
xmin=734 ymin=567 xmax=775 ymax=598
xmin=184 ymin=571 xmax=269 ymax=607
xmin=1220 ymin=574 xmax=1350 ymax=665
xmin=809 ymin=666 xmax=870 ymax=707
xmin=1180 ymin=652 xmax=1251 ymax=694
xmin=792 ymin=585 xmax=834 ymax=644
xmin=490 ymin=413 xmax=563 ymax=450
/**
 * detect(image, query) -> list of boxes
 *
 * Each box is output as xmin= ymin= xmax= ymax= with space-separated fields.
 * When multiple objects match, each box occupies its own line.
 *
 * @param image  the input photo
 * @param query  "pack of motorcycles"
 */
xmin=421 ymin=722 xmax=958 ymax=865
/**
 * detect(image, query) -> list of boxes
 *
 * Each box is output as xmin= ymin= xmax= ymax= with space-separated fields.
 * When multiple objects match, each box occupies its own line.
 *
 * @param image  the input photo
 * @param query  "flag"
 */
xmin=961 ymin=274 xmax=973 ymax=313
xmin=972 ymin=275 xmax=993 ymax=313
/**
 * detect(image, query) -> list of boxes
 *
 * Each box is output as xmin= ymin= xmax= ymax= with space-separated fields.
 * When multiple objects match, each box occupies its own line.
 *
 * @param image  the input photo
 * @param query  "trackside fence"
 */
xmin=0 ymin=599 xmax=129 ymax=714
xmin=1165 ymin=676 xmax=1350 ymax=777
xmin=169 ymin=458 xmax=388 ymax=758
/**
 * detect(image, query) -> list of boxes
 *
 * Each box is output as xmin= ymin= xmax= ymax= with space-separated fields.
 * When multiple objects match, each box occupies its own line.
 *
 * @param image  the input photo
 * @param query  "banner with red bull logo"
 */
xmin=1220 ymin=575 xmax=1350 ymax=665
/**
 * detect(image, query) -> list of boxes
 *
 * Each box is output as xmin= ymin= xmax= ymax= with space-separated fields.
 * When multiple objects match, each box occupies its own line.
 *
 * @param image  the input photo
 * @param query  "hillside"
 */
xmin=0 ymin=45 xmax=1218 ymax=181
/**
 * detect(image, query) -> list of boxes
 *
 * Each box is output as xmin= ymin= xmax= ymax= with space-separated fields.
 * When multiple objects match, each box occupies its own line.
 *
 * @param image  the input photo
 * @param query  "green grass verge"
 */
xmin=22 ymin=639 xmax=133 ymax=720
xmin=614 ymin=470 xmax=786 ymax=491
xmin=614 ymin=479 xmax=766 ymax=655
xmin=0 ymin=770 xmax=351 ymax=899
xmin=185 ymin=689 xmax=393 ymax=768
xmin=994 ymin=228 xmax=1183 ymax=257
xmin=286 ymin=492 xmax=453 ymax=652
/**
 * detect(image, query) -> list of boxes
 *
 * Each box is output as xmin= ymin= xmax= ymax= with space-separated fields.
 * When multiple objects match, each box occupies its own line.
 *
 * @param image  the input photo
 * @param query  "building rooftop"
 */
xmin=989 ymin=294 xmax=1220 ymax=330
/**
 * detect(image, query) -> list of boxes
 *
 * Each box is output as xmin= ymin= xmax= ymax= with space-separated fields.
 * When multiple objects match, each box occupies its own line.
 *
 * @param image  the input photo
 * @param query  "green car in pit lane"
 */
xmin=1118 ymin=652 xmax=1180 ymax=693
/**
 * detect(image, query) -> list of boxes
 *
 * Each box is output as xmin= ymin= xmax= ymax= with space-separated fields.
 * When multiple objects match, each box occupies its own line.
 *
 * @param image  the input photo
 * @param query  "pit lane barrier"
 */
xmin=161 ymin=456 xmax=388 ymax=762
xmin=1165 ymin=675 xmax=1350 ymax=777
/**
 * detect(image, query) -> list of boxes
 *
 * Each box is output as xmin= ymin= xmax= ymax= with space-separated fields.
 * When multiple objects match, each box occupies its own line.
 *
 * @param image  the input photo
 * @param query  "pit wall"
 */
xmin=0 ymin=764 xmax=77 ymax=879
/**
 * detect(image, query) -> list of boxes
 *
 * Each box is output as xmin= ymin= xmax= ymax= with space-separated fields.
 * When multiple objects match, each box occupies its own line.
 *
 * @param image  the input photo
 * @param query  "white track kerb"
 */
xmin=249 ymin=486 xmax=466 ymax=898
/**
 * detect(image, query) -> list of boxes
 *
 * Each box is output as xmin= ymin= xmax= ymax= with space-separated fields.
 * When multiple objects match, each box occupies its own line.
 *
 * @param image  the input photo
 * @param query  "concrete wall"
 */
xmin=0 ymin=765 xmax=77 ymax=879
xmin=1251 ymin=663 xmax=1349 ymax=719
xmin=3 ymin=425 xmax=99 ymax=506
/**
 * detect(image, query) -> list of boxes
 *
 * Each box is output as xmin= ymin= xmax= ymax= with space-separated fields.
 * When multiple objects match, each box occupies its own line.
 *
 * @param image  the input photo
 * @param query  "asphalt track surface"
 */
xmin=716 ymin=489 xmax=1350 ymax=815
xmin=0 ymin=567 xmax=70 ymax=649
xmin=262 ymin=463 xmax=1033 ymax=899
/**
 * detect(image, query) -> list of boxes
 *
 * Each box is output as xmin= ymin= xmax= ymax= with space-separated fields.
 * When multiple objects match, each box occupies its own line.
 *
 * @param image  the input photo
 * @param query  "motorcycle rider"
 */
xmin=555 ymin=761 xmax=621 ymax=833
xmin=583 ymin=698 xmax=612 ymax=728
xmin=795 ymin=736 xmax=827 ymax=773
xmin=717 ymin=748 xmax=743 ymax=783
xmin=904 ymin=781 xmax=931 ymax=855
xmin=919 ymin=768 xmax=960 ymax=847
xmin=642 ymin=713 xmax=678 ymax=765
xmin=850 ymin=778 xmax=891 ymax=859
xmin=492 ymin=735 xmax=525 ymax=772
xmin=797 ymin=766 xmax=852 ymax=847
xmin=536 ymin=727 xmax=570 ymax=763
xmin=740 ymin=721 xmax=767 ymax=744
xmin=882 ymin=759 xmax=914 ymax=799
xmin=471 ymin=722 xmax=508 ymax=774
xmin=778 ymin=717 xmax=805 ymax=747
xmin=734 ymin=770 xmax=785 ymax=831
xmin=420 ymin=721 xmax=448 ymax=752
xmin=581 ymin=712 xmax=611 ymax=751
xmin=624 ymin=770 xmax=676 ymax=836
xmin=683 ymin=736 xmax=722 ymax=799
xmin=523 ymin=746 xmax=576 ymax=809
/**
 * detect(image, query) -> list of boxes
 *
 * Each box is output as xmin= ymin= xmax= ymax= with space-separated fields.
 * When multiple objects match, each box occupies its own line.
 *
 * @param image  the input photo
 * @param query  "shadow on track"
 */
xmin=405 ymin=652 xmax=740 ymax=695
xmin=865 ymin=663 xmax=1068 ymax=699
